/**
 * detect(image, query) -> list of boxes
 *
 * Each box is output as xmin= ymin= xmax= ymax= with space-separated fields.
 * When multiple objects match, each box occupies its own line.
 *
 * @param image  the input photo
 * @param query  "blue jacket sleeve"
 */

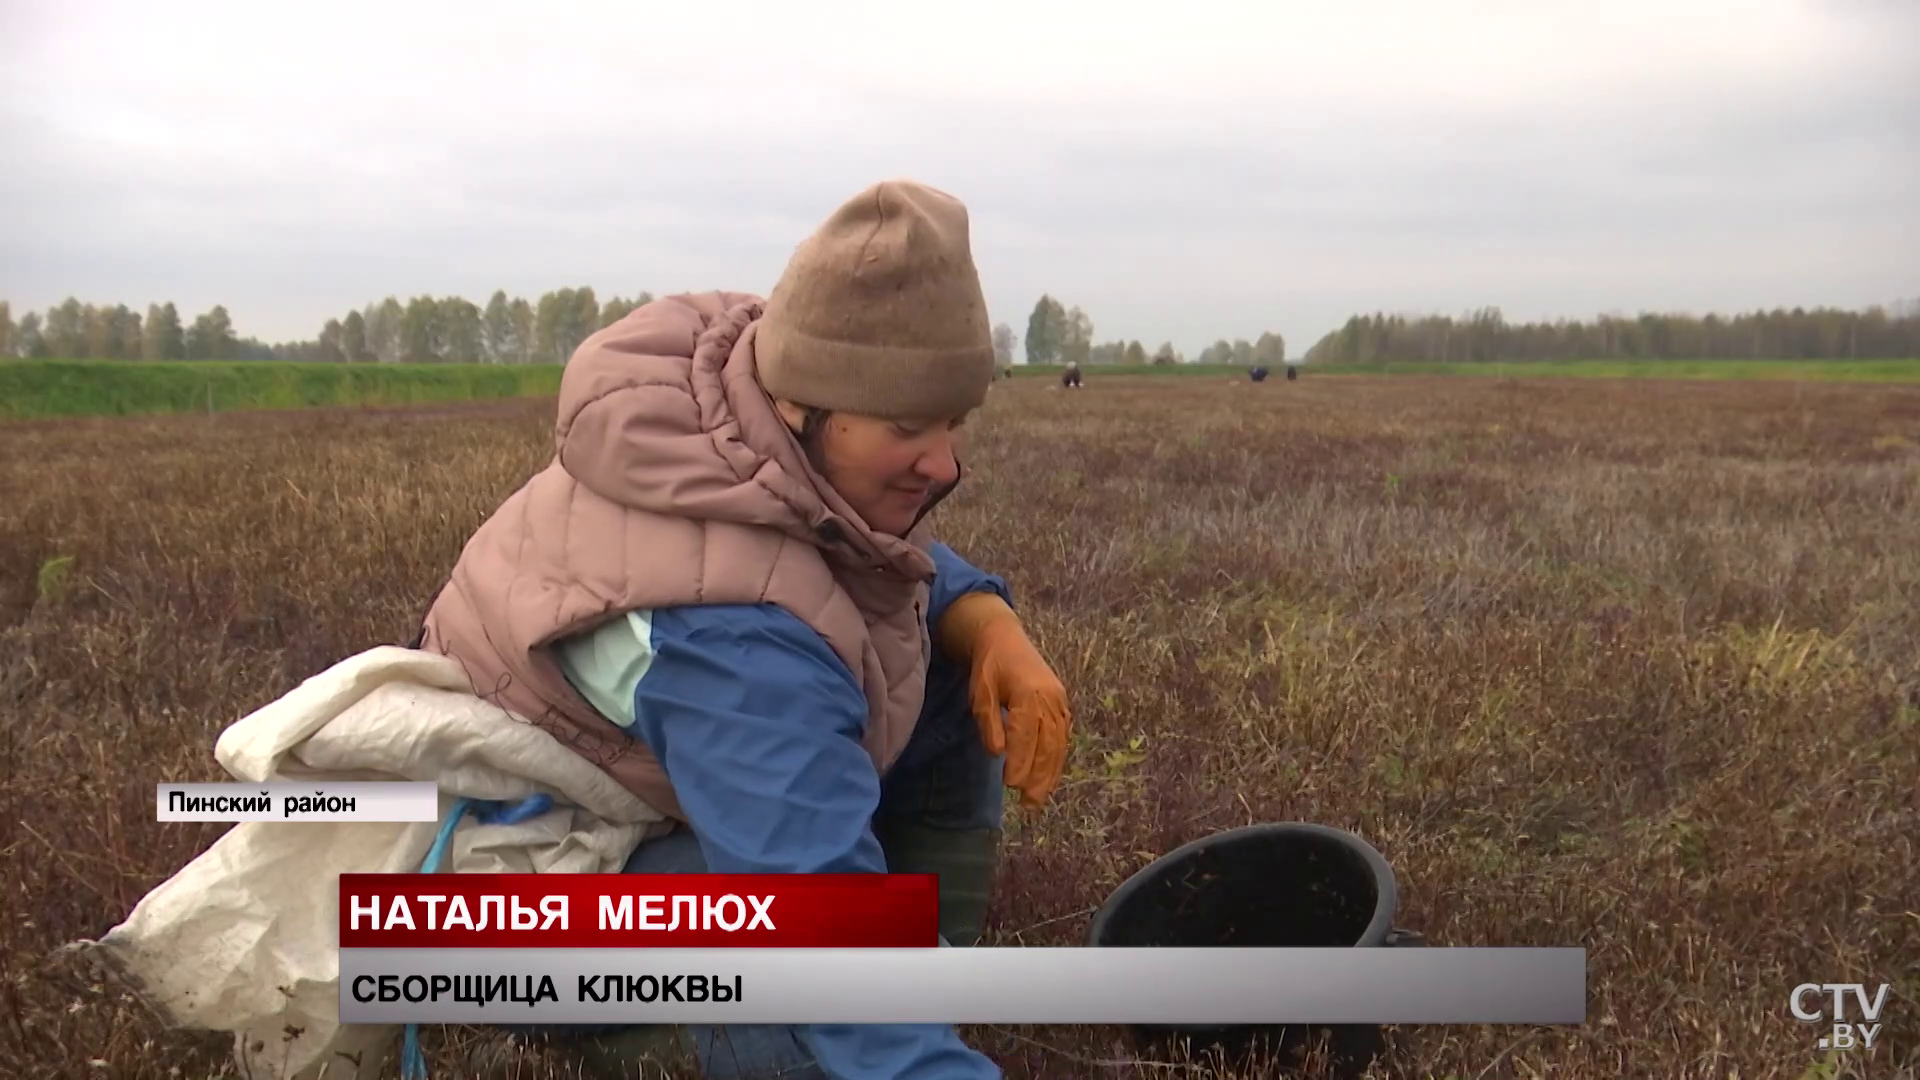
xmin=625 ymin=603 xmax=1002 ymax=1080
xmin=632 ymin=603 xmax=884 ymax=874
xmin=927 ymin=541 xmax=1012 ymax=626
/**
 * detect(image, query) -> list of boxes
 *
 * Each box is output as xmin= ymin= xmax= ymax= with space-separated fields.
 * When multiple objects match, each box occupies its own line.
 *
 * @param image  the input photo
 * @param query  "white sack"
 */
xmin=68 ymin=646 xmax=666 ymax=1080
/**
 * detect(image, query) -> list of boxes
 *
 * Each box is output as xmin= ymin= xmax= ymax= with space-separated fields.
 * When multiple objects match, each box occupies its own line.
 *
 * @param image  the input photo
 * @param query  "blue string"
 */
xmin=399 ymin=1021 xmax=428 ymax=1080
xmin=398 ymin=793 xmax=553 ymax=1080
xmin=473 ymin=793 xmax=554 ymax=826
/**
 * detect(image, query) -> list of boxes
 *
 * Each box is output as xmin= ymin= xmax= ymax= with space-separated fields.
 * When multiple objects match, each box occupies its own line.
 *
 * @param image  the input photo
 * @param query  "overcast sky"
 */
xmin=3 ymin=0 xmax=1916 ymax=359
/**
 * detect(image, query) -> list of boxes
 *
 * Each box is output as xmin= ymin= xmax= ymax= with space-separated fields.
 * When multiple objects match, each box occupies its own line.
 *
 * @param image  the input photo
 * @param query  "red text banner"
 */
xmin=339 ymin=873 xmax=940 ymax=948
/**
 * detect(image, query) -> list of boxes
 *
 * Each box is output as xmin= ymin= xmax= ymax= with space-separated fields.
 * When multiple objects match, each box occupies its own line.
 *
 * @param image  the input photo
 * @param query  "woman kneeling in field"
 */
xmin=412 ymin=179 xmax=1073 ymax=1080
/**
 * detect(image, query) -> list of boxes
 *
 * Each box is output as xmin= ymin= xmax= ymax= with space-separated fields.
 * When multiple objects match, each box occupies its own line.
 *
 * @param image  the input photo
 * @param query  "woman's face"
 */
xmin=779 ymin=402 xmax=968 ymax=537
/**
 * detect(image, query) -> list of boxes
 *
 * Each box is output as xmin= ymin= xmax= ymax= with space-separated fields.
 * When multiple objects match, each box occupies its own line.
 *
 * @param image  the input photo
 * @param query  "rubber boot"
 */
xmin=874 ymin=821 xmax=1002 ymax=947
xmin=475 ymin=1022 xmax=699 ymax=1080
xmin=550 ymin=1019 xmax=834 ymax=1080
xmin=538 ymin=827 xmax=1000 ymax=1080
xmin=566 ymin=1025 xmax=700 ymax=1079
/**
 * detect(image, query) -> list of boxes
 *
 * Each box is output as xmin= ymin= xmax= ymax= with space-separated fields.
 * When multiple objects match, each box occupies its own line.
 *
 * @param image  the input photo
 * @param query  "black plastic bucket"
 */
xmin=1086 ymin=823 xmax=1424 ymax=1077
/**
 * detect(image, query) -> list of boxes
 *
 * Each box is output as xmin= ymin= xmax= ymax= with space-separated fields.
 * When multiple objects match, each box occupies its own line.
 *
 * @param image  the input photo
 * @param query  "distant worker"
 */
xmin=414 ymin=180 xmax=1073 ymax=1080
xmin=1061 ymin=360 xmax=1083 ymax=389
xmin=1249 ymin=365 xmax=1269 ymax=383
xmin=1286 ymin=364 xmax=1299 ymax=381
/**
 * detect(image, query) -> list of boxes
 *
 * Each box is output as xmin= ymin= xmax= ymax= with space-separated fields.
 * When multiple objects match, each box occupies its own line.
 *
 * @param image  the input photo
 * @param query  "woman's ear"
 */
xmin=773 ymin=398 xmax=810 ymax=433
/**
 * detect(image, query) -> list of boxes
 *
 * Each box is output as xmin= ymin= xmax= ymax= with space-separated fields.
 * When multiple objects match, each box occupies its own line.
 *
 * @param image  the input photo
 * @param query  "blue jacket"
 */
xmin=553 ymin=541 xmax=1010 ymax=1080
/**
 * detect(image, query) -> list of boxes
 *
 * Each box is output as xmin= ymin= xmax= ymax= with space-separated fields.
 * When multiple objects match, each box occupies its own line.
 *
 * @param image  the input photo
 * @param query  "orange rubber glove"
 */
xmin=937 ymin=592 xmax=1072 ymax=810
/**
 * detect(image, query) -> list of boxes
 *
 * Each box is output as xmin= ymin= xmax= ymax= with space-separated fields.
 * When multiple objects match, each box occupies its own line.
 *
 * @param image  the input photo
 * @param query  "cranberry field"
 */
xmin=4 ymin=374 xmax=1917 ymax=1079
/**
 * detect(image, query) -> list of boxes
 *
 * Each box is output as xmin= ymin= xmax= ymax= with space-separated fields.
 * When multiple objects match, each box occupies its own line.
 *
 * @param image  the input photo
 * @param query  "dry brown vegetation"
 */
xmin=4 ymin=374 xmax=1918 ymax=1080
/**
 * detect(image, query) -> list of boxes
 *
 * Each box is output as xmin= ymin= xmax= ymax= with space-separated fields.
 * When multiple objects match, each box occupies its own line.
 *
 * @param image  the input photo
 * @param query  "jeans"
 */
xmin=505 ymin=646 xmax=1005 ymax=1079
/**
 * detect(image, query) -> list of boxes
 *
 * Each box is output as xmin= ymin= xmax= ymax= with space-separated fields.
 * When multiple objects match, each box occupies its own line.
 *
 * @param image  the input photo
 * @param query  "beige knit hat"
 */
xmin=757 ymin=179 xmax=996 ymax=420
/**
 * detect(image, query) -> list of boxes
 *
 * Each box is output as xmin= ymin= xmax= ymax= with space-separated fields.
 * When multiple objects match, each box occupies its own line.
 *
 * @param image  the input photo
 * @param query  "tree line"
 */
xmin=0 ymin=299 xmax=237 ymax=362
xmin=8 ymin=293 xmax=1916 ymax=366
xmin=2 ymin=288 xmax=1288 ymax=368
xmin=311 ymin=288 xmax=657 ymax=364
xmin=0 ymin=288 xmax=657 ymax=364
xmin=1014 ymin=293 xmax=1286 ymax=368
xmin=1302 ymin=301 xmax=1920 ymax=365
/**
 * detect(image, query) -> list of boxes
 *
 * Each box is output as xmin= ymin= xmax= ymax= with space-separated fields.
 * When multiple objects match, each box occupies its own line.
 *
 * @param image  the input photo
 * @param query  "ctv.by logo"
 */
xmin=1791 ymin=983 xmax=1889 ymax=1050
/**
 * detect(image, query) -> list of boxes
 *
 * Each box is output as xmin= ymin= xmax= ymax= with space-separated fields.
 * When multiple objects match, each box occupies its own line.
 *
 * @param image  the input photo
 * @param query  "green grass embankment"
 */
xmin=11 ymin=356 xmax=1920 ymax=420
xmin=1240 ymin=359 xmax=1920 ymax=382
xmin=1 ymin=359 xmax=566 ymax=419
